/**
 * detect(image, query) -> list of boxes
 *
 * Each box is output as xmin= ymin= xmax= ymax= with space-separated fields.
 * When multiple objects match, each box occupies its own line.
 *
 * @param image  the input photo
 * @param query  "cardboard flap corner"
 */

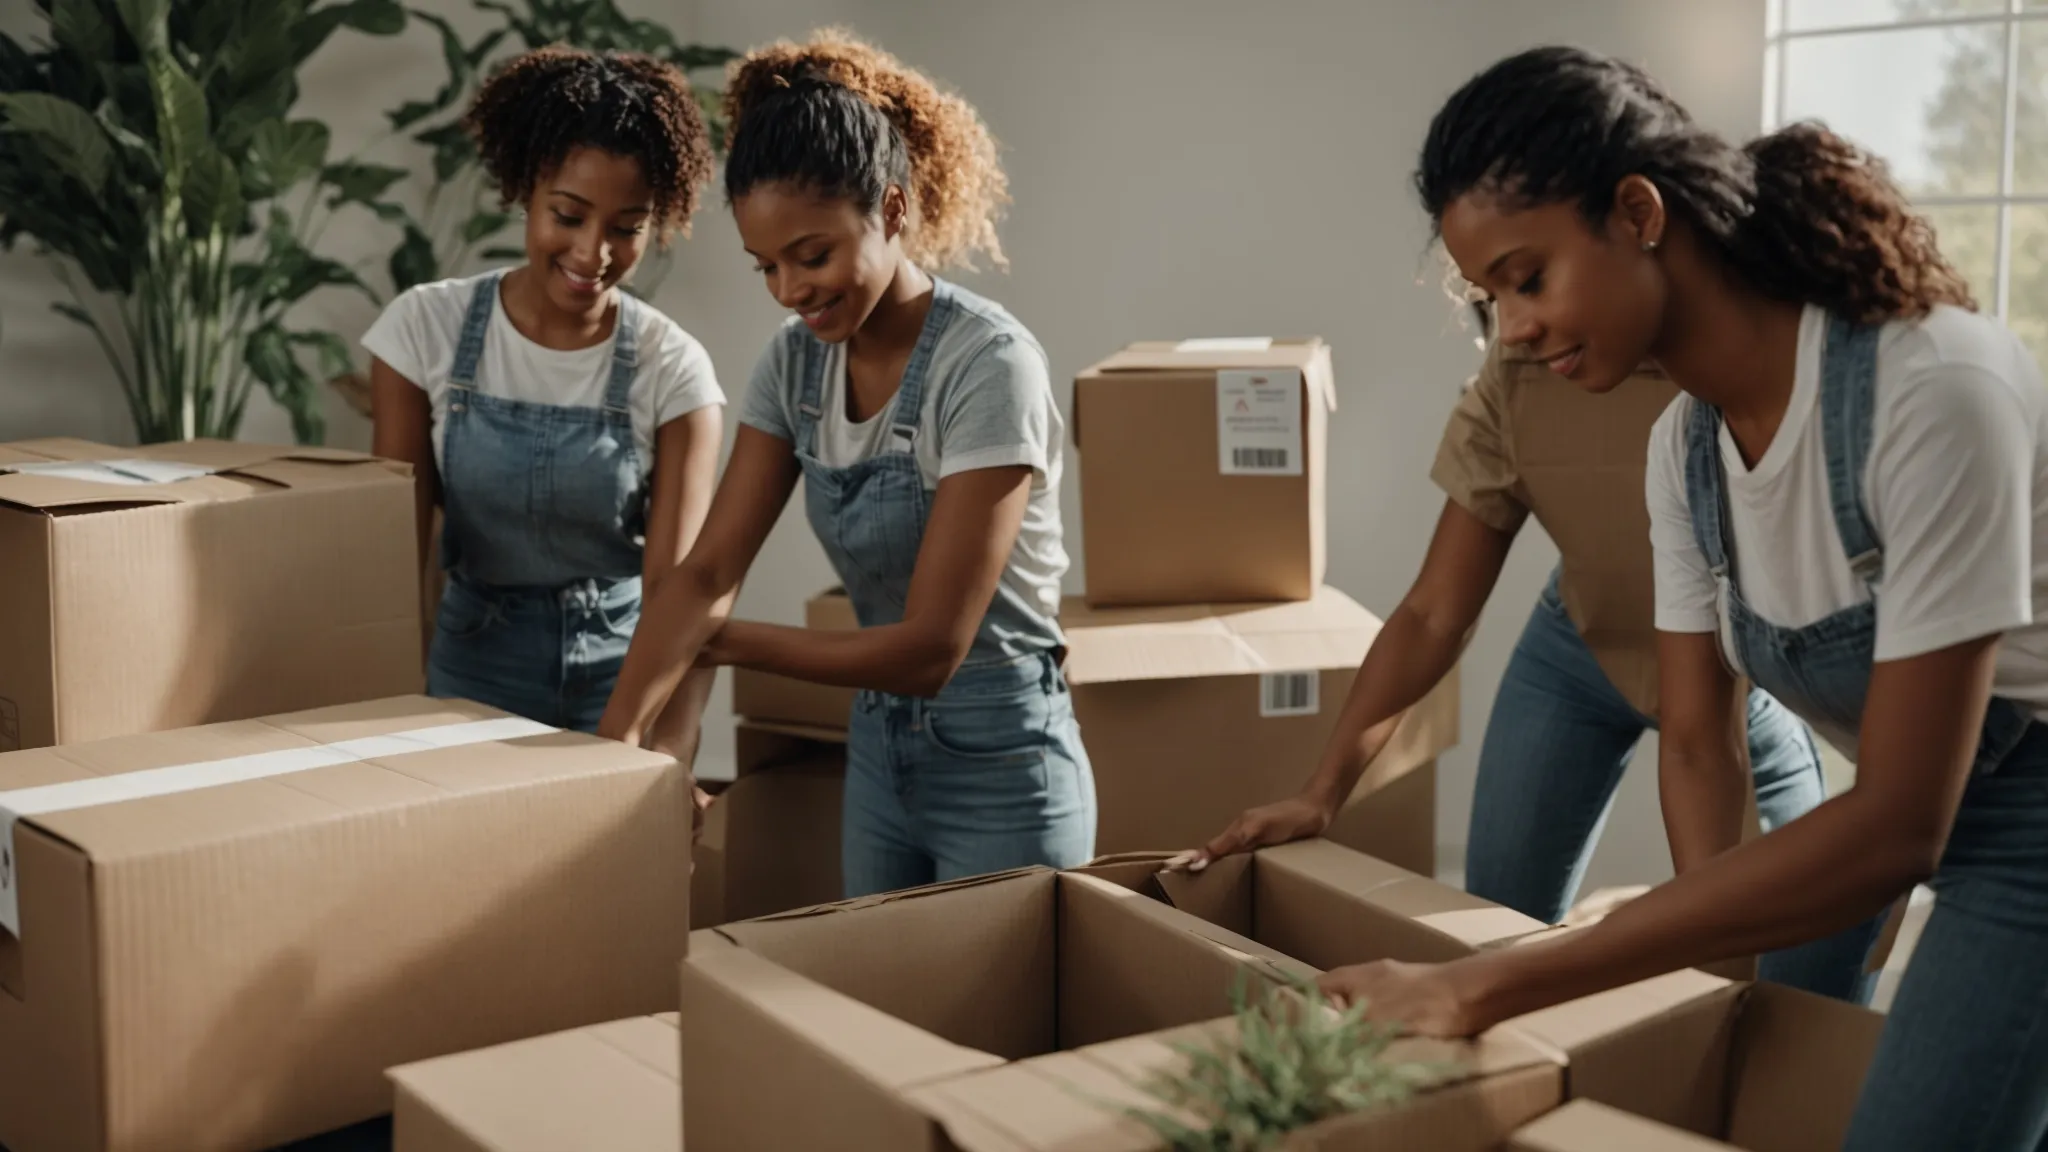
xmin=1059 ymin=588 xmax=1380 ymax=685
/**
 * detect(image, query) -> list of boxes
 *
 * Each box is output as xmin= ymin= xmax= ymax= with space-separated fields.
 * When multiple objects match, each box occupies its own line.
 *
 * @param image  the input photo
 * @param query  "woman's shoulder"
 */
xmin=936 ymin=279 xmax=1046 ymax=360
xmin=1878 ymin=304 xmax=2039 ymax=392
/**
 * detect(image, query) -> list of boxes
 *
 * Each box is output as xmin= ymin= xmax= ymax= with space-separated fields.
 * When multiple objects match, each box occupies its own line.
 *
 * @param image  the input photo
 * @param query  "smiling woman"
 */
xmin=360 ymin=46 xmax=727 ymax=753
xmin=598 ymin=28 xmax=1097 ymax=900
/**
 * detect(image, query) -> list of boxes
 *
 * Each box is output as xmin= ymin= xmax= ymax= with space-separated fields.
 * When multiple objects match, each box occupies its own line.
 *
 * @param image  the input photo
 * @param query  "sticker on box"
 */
xmin=1260 ymin=672 xmax=1319 ymax=718
xmin=1217 ymin=369 xmax=1304 ymax=476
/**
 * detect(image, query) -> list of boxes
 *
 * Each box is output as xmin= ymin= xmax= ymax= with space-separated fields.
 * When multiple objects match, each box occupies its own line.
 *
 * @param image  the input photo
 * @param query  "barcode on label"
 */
xmin=1231 ymin=447 xmax=1292 ymax=472
xmin=1260 ymin=672 xmax=1319 ymax=718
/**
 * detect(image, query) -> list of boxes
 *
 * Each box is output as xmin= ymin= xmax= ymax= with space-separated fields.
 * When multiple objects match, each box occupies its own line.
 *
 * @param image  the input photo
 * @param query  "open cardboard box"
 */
xmin=680 ymin=867 xmax=1563 ymax=1151
xmin=692 ymin=721 xmax=844 ymax=929
xmin=1083 ymin=843 xmax=1886 ymax=1152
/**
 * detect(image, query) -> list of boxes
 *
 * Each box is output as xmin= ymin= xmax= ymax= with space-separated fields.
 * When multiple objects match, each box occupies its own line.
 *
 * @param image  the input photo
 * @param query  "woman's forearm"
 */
xmin=602 ymin=563 xmax=735 ymax=741
xmin=1468 ymin=791 xmax=1921 ymax=1022
xmin=716 ymin=618 xmax=958 ymax=698
xmin=1300 ymin=601 xmax=1470 ymax=814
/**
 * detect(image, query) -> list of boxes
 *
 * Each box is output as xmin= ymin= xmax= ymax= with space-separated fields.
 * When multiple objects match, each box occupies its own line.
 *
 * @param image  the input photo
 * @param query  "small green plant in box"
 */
xmin=1124 ymin=970 xmax=1466 ymax=1151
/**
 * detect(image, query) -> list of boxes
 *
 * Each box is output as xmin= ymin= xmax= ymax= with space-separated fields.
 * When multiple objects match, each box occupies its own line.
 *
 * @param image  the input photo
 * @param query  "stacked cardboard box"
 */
xmin=0 ymin=438 xmax=424 ymax=751
xmin=0 ymin=694 xmax=693 ymax=1152
xmin=693 ymin=721 xmax=844 ymax=928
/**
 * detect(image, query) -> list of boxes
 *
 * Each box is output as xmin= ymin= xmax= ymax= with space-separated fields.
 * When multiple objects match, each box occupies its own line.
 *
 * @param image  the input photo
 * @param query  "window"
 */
xmin=1766 ymin=0 xmax=2048 ymax=370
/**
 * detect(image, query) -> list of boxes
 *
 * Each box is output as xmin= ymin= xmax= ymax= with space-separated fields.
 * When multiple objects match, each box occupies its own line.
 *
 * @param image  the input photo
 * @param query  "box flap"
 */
xmin=0 ymin=695 xmax=670 ymax=900
xmin=1510 ymin=1099 xmax=1734 ymax=1151
xmin=1060 ymin=587 xmax=1380 ymax=685
xmin=1087 ymin=338 xmax=1323 ymax=374
xmin=0 ymin=438 xmax=404 ymax=514
xmin=726 ymin=866 xmax=1051 ymax=925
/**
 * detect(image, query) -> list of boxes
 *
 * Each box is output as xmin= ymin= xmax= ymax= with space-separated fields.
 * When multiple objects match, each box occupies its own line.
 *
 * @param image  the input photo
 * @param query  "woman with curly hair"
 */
xmin=1317 ymin=46 xmax=2048 ymax=1149
xmin=600 ymin=29 xmax=1095 ymax=897
xmin=365 ymin=46 xmax=724 ymax=748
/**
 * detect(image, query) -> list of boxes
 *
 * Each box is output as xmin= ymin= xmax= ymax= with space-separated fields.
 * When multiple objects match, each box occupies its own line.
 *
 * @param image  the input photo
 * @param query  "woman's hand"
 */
xmin=1315 ymin=957 xmax=1494 ymax=1039
xmin=1166 ymin=793 xmax=1334 ymax=873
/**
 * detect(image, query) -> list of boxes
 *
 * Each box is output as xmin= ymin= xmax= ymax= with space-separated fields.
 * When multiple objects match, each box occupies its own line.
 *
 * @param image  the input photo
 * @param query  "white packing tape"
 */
xmin=0 ymin=716 xmax=559 ymax=937
xmin=2 ymin=459 xmax=221 ymax=485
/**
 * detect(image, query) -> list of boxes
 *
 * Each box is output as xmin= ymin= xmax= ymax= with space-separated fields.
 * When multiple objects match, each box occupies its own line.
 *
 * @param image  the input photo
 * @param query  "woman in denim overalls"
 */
xmin=601 ymin=32 xmax=1097 ymax=896
xmin=367 ymin=48 xmax=725 ymax=751
xmin=1315 ymin=47 xmax=2048 ymax=1149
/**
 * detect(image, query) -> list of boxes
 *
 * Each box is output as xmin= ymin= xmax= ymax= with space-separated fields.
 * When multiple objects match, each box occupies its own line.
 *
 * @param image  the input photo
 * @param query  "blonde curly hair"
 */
xmin=722 ymin=28 xmax=1010 ymax=271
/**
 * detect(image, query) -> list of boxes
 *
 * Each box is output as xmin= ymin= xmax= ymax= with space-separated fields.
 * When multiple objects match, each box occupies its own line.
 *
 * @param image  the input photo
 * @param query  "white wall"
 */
xmin=0 ymin=0 xmax=1769 ymax=892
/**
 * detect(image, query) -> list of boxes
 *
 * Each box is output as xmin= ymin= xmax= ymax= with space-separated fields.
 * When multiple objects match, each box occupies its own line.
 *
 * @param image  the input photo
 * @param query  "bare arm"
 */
xmin=597 ymin=425 xmax=799 ymax=746
xmin=1458 ymin=635 xmax=1996 ymax=1028
xmin=708 ymin=464 xmax=1034 ymax=698
xmin=370 ymin=358 xmax=440 ymax=650
xmin=640 ymin=408 xmax=725 ymax=763
xmin=1656 ymin=630 xmax=1751 ymax=874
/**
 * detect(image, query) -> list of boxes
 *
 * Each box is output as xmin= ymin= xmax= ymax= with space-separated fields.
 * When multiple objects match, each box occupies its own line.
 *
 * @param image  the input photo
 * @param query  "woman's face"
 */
xmin=522 ymin=146 xmax=655 ymax=316
xmin=1438 ymin=182 xmax=1668 ymax=392
xmin=733 ymin=182 xmax=903 ymax=345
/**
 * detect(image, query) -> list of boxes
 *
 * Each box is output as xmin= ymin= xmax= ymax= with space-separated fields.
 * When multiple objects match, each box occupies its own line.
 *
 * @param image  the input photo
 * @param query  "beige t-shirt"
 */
xmin=1429 ymin=336 xmax=1679 ymax=718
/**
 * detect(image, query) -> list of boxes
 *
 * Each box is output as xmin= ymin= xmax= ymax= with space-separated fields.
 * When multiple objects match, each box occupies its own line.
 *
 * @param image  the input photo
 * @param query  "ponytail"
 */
xmin=722 ymin=29 xmax=1010 ymax=271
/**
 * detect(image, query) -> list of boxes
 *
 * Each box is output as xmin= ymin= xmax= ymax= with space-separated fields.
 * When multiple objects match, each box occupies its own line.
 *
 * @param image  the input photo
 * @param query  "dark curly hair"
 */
xmin=463 ymin=45 xmax=715 ymax=242
xmin=721 ymin=28 xmax=1010 ymax=271
xmin=1417 ymin=45 xmax=1976 ymax=324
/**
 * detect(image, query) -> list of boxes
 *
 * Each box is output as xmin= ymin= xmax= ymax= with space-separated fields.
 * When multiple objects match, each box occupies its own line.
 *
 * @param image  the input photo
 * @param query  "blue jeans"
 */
xmin=424 ymin=575 xmax=638 ymax=733
xmin=1465 ymin=576 xmax=1881 ymax=1004
xmin=842 ymin=652 xmax=1097 ymax=897
xmin=1843 ymin=725 xmax=2048 ymax=1151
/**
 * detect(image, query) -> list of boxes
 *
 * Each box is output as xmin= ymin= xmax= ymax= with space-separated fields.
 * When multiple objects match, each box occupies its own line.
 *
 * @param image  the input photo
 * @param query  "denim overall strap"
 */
xmin=1819 ymin=314 xmax=1886 ymax=586
xmin=882 ymin=281 xmax=954 ymax=454
xmin=795 ymin=332 xmax=825 ymax=459
xmin=448 ymin=272 xmax=502 ymax=391
xmin=603 ymin=293 xmax=641 ymax=417
xmin=1683 ymin=397 xmax=1733 ymax=581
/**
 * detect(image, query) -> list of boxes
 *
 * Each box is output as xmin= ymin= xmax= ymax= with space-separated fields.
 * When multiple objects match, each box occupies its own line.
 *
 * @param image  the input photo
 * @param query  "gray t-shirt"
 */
xmin=739 ymin=283 xmax=1070 ymax=653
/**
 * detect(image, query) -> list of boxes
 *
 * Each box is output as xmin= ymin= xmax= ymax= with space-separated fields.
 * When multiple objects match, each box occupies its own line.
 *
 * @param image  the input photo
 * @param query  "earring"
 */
xmin=1641 ymin=238 xmax=1660 ymax=252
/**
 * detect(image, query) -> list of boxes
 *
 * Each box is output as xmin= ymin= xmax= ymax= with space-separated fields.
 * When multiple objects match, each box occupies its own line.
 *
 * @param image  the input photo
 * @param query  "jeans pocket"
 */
xmin=923 ymin=686 xmax=1054 ymax=767
xmin=436 ymin=583 xmax=501 ymax=640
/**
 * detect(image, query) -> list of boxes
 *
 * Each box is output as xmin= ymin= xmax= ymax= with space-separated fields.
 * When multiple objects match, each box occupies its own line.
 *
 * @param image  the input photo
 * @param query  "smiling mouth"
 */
xmin=557 ymin=263 xmax=604 ymax=292
xmin=1544 ymin=347 xmax=1584 ymax=376
xmin=799 ymin=297 xmax=842 ymax=327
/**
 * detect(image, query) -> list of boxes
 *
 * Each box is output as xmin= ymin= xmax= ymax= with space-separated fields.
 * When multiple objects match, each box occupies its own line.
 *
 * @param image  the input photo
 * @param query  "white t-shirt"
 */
xmin=738 ymin=307 xmax=1069 ymax=626
xmin=360 ymin=270 xmax=724 ymax=476
xmin=1648 ymin=303 xmax=2048 ymax=731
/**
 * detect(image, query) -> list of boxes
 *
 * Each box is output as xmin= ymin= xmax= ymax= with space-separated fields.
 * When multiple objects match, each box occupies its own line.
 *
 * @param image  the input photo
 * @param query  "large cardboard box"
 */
xmin=0 ymin=438 xmax=421 ymax=751
xmin=0 ymin=695 xmax=691 ymax=1152
xmin=680 ymin=868 xmax=1563 ymax=1151
xmin=1061 ymin=587 xmax=1458 ymax=869
xmin=693 ymin=721 xmax=845 ymax=928
xmin=1073 ymin=337 xmax=1336 ymax=607
xmin=728 ymin=590 xmax=860 ymax=729
xmin=389 ymin=1014 xmax=681 ymax=1152
xmin=1510 ymin=1100 xmax=1749 ymax=1151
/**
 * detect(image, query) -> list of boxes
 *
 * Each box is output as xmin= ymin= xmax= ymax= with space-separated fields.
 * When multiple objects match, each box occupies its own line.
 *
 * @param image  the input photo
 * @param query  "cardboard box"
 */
xmin=1061 ymin=587 xmax=1458 ymax=868
xmin=680 ymin=868 xmax=1563 ymax=1151
xmin=693 ymin=722 xmax=845 ymax=928
xmin=389 ymin=1014 xmax=680 ymax=1152
xmin=0 ymin=438 xmax=422 ymax=751
xmin=0 ymin=695 xmax=691 ymax=1152
xmin=1073 ymin=338 xmax=1336 ymax=607
xmin=729 ymin=590 xmax=860 ymax=729
xmin=1507 ymin=977 xmax=1884 ymax=1152
xmin=1510 ymin=1100 xmax=1744 ymax=1151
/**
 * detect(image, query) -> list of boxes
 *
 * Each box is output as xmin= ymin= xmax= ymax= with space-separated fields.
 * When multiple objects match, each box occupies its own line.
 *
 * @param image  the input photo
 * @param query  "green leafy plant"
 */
xmin=1121 ymin=971 xmax=1465 ymax=1151
xmin=369 ymin=0 xmax=739 ymax=299
xmin=0 ymin=0 xmax=410 ymax=445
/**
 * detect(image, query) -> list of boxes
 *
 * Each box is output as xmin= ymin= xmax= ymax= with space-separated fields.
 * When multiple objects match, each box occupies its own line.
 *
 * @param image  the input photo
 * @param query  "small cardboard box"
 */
xmin=729 ymin=590 xmax=860 ymax=729
xmin=0 ymin=438 xmax=422 ymax=751
xmin=0 ymin=695 xmax=691 ymax=1152
xmin=1073 ymin=338 xmax=1336 ymax=607
xmin=1061 ymin=588 xmax=1458 ymax=869
xmin=693 ymin=721 xmax=845 ymax=928
xmin=389 ymin=1014 xmax=681 ymax=1152
xmin=680 ymin=868 xmax=1564 ymax=1151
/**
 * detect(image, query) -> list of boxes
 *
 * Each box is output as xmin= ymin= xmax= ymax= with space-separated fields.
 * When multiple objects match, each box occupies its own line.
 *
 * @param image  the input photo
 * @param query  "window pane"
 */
xmin=2009 ymin=206 xmax=2048 ymax=379
xmin=1787 ymin=0 xmax=2005 ymax=33
xmin=1919 ymin=204 xmax=2002 ymax=305
xmin=1783 ymin=23 xmax=2008 ymax=197
xmin=2016 ymin=19 xmax=2048 ymax=193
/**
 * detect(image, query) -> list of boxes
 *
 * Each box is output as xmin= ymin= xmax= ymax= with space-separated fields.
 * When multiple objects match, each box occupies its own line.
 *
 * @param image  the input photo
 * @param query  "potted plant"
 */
xmin=0 ymin=0 xmax=412 ymax=445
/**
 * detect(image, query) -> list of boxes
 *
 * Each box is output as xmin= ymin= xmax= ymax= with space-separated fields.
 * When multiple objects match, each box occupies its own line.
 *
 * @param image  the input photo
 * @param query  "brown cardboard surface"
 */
xmin=388 ymin=1014 xmax=681 ymax=1152
xmin=679 ymin=869 xmax=1326 ymax=1150
xmin=0 ymin=695 xmax=690 ymax=1152
xmin=0 ymin=438 xmax=420 ymax=751
xmin=1073 ymin=338 xmax=1334 ymax=606
xmin=692 ymin=722 xmax=844 ymax=928
xmin=729 ymin=589 xmax=860 ymax=729
xmin=1510 ymin=1100 xmax=1737 ymax=1151
xmin=1061 ymin=589 xmax=1458 ymax=866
